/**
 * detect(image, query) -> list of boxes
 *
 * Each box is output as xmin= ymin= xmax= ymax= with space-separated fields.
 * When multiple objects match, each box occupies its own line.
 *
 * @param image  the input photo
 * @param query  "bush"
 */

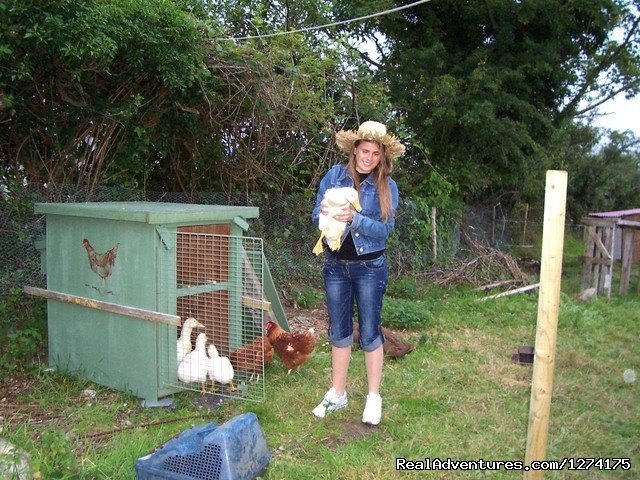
xmin=382 ymin=297 xmax=432 ymax=329
xmin=293 ymin=287 xmax=324 ymax=310
xmin=31 ymin=430 xmax=78 ymax=478
xmin=386 ymin=277 xmax=421 ymax=300
xmin=0 ymin=291 xmax=47 ymax=376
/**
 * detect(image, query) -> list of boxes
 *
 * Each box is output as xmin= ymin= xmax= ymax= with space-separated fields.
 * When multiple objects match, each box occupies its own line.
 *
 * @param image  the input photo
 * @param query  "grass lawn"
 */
xmin=1 ymin=246 xmax=639 ymax=479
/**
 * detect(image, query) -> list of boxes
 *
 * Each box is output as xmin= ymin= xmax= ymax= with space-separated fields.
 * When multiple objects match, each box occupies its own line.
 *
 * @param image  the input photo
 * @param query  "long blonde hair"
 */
xmin=348 ymin=140 xmax=394 ymax=222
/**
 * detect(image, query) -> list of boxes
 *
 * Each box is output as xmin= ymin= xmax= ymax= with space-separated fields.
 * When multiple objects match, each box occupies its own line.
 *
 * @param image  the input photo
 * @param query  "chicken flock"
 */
xmin=176 ymin=316 xmax=315 ymax=394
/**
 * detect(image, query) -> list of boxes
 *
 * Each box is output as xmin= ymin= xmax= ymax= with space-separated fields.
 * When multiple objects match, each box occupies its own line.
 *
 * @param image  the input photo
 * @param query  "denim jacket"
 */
xmin=312 ymin=164 xmax=399 ymax=255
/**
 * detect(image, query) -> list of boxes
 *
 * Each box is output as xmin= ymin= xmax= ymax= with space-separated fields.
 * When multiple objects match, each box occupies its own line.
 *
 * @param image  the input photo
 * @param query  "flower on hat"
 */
xmin=335 ymin=121 xmax=406 ymax=160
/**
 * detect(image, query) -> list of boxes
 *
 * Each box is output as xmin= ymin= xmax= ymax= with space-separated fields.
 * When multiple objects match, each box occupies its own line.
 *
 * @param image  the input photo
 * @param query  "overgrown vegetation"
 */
xmin=1 ymin=0 xmax=639 ymax=214
xmin=0 ymin=288 xmax=46 ymax=376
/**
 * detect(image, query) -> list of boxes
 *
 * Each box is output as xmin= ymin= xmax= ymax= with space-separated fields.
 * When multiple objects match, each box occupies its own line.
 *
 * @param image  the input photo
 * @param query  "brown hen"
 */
xmin=228 ymin=333 xmax=273 ymax=382
xmin=266 ymin=321 xmax=315 ymax=374
xmin=353 ymin=322 xmax=415 ymax=359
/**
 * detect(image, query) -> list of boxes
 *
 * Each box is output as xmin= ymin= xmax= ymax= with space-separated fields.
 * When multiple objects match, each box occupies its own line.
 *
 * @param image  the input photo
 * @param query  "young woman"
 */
xmin=311 ymin=121 xmax=405 ymax=425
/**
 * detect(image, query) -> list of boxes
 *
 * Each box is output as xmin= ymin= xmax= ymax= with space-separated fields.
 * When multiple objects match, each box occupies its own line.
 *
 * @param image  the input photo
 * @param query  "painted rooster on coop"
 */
xmin=82 ymin=237 xmax=119 ymax=279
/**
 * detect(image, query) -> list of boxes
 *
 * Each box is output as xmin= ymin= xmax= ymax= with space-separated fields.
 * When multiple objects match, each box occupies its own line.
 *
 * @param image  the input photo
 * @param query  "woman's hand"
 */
xmin=333 ymin=206 xmax=355 ymax=223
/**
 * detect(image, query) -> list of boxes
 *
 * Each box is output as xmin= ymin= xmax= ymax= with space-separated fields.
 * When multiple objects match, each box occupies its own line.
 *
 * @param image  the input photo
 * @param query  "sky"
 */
xmin=592 ymin=94 xmax=640 ymax=137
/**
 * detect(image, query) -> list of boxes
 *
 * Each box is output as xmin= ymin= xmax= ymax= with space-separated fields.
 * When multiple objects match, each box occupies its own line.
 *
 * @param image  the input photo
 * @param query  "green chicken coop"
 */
xmin=30 ymin=202 xmax=287 ymax=403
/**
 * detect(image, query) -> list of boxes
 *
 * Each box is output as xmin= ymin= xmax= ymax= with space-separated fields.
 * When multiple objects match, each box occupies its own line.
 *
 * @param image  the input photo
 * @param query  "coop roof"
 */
xmin=588 ymin=208 xmax=640 ymax=218
xmin=34 ymin=201 xmax=259 ymax=224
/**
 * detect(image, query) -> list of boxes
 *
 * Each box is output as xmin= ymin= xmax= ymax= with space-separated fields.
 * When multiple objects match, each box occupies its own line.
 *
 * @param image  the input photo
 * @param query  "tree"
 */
xmin=343 ymin=0 xmax=640 ymax=204
xmin=0 ymin=0 xmax=392 ymax=196
xmin=562 ymin=127 xmax=640 ymax=221
xmin=0 ymin=0 xmax=215 ymax=193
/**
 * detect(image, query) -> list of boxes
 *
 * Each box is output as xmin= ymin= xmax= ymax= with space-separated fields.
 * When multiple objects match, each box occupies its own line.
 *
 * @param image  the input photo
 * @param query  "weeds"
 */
xmin=0 ymin=289 xmax=46 ymax=376
xmin=382 ymin=297 xmax=433 ymax=329
xmin=293 ymin=287 xmax=324 ymax=310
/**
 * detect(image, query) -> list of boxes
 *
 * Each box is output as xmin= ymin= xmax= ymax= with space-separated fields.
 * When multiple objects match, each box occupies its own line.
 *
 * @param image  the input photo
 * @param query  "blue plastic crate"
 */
xmin=135 ymin=413 xmax=270 ymax=480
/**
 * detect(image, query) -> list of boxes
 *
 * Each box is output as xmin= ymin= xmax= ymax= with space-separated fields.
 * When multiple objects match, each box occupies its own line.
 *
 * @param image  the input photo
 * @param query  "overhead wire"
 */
xmin=215 ymin=0 xmax=433 ymax=41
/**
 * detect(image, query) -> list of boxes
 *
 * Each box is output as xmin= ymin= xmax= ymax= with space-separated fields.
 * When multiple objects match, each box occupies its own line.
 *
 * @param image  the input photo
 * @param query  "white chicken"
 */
xmin=206 ymin=343 xmax=236 ymax=393
xmin=312 ymin=187 xmax=362 ymax=255
xmin=177 ymin=332 xmax=209 ymax=393
xmin=177 ymin=317 xmax=204 ymax=363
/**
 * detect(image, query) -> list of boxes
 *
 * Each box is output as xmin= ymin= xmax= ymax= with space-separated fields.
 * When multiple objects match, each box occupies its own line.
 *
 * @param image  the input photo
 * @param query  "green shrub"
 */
xmin=386 ymin=277 xmax=420 ymax=300
xmin=382 ymin=297 xmax=432 ymax=329
xmin=0 ymin=291 xmax=47 ymax=376
xmin=294 ymin=287 xmax=324 ymax=310
xmin=31 ymin=430 xmax=78 ymax=478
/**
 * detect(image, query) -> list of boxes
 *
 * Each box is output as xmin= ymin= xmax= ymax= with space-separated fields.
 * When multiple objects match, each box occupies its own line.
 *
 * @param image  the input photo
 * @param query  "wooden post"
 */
xmin=597 ymin=226 xmax=614 ymax=297
xmin=492 ymin=203 xmax=499 ymax=245
xmin=619 ymin=228 xmax=634 ymax=295
xmin=581 ymin=226 xmax=596 ymax=291
xmin=431 ymin=206 xmax=438 ymax=261
xmin=593 ymin=227 xmax=602 ymax=293
xmin=524 ymin=170 xmax=567 ymax=480
xmin=522 ymin=203 xmax=529 ymax=245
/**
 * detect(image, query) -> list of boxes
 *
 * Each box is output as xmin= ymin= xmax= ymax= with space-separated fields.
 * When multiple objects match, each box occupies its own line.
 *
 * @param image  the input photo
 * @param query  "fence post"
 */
xmin=431 ymin=206 xmax=437 ymax=261
xmin=524 ymin=170 xmax=567 ymax=480
xmin=492 ymin=203 xmax=498 ymax=245
xmin=522 ymin=203 xmax=529 ymax=245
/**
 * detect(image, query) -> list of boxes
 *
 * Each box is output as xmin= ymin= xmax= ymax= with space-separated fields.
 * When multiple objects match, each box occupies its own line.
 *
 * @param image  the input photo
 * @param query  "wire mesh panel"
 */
xmin=163 ymin=231 xmax=267 ymax=402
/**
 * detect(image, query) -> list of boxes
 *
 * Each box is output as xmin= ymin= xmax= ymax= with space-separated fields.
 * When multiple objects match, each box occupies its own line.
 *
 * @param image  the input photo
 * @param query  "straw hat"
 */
xmin=335 ymin=121 xmax=406 ymax=160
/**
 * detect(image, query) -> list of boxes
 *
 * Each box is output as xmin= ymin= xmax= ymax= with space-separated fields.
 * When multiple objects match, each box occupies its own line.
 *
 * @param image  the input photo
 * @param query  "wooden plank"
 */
xmin=581 ymin=216 xmax=618 ymax=227
xmin=593 ymin=231 xmax=612 ymax=259
xmin=617 ymin=219 xmax=640 ymax=228
xmin=619 ymin=228 xmax=634 ymax=295
xmin=581 ymin=226 xmax=596 ymax=290
xmin=603 ymin=226 xmax=615 ymax=298
xmin=474 ymin=279 xmax=520 ymax=292
xmin=524 ymin=170 xmax=567 ymax=479
xmin=23 ymin=286 xmax=181 ymax=326
xmin=592 ymin=228 xmax=602 ymax=293
xmin=597 ymin=227 xmax=608 ymax=295
xmin=241 ymin=247 xmax=289 ymax=331
xmin=263 ymin=253 xmax=289 ymax=331
xmin=176 ymin=281 xmax=230 ymax=298
xmin=589 ymin=257 xmax=615 ymax=266
xmin=242 ymin=296 xmax=272 ymax=311
xmin=478 ymin=283 xmax=539 ymax=301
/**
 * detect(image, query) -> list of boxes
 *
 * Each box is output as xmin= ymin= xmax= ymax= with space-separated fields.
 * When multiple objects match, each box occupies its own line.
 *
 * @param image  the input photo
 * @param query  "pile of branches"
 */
xmin=428 ymin=231 xmax=531 ymax=289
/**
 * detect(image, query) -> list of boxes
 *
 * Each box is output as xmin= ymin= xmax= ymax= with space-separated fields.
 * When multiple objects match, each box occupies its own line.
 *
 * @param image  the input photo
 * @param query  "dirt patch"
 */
xmin=320 ymin=420 xmax=378 ymax=450
xmin=283 ymin=306 xmax=328 ymax=341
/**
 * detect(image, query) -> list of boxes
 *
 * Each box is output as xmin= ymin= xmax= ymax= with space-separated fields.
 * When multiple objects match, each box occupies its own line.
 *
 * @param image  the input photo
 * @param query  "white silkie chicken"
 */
xmin=177 ymin=317 xmax=204 ymax=363
xmin=312 ymin=187 xmax=362 ymax=255
xmin=177 ymin=332 xmax=209 ymax=393
xmin=206 ymin=343 xmax=236 ymax=393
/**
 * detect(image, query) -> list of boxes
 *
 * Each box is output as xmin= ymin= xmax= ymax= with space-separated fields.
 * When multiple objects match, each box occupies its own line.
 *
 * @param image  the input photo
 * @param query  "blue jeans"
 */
xmin=323 ymin=254 xmax=388 ymax=352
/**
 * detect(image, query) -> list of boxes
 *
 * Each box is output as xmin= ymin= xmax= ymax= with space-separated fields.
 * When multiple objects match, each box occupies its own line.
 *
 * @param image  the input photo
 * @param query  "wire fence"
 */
xmin=0 ymin=184 xmax=587 ymax=296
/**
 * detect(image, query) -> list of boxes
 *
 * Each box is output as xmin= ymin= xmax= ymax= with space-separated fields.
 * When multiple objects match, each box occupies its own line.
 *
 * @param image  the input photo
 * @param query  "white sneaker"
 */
xmin=312 ymin=388 xmax=348 ymax=418
xmin=362 ymin=393 xmax=382 ymax=425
